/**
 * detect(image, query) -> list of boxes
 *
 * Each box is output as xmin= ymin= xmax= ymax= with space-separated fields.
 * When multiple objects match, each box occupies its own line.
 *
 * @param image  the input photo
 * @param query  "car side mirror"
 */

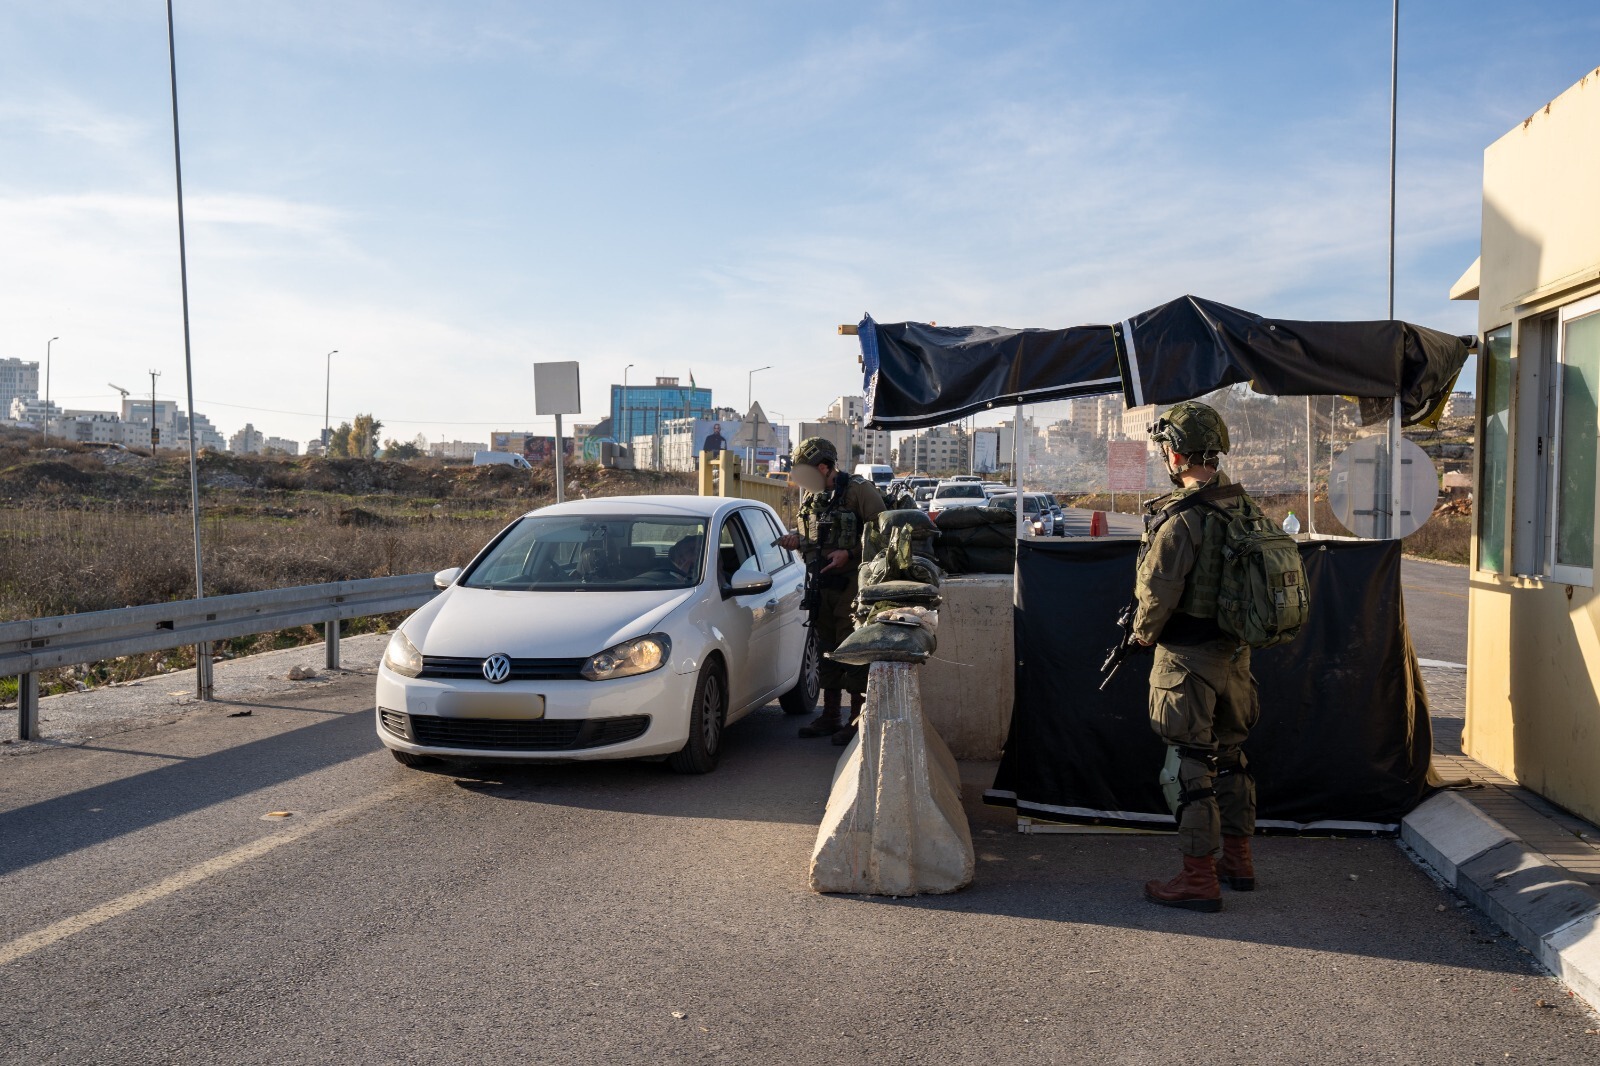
xmin=726 ymin=568 xmax=773 ymax=597
xmin=433 ymin=567 xmax=462 ymax=590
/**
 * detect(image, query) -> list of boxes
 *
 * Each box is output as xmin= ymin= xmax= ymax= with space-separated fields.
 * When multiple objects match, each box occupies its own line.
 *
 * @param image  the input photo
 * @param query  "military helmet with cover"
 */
xmin=1149 ymin=400 xmax=1230 ymax=457
xmin=791 ymin=436 xmax=838 ymax=469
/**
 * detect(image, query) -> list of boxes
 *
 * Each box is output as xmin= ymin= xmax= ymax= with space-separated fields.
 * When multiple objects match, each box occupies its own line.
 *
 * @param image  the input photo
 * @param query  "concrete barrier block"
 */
xmin=1545 ymin=912 xmax=1600 ymax=1012
xmin=918 ymin=574 xmax=1014 ymax=760
xmin=1400 ymin=791 xmax=1517 ymax=883
xmin=810 ymin=662 xmax=975 ymax=896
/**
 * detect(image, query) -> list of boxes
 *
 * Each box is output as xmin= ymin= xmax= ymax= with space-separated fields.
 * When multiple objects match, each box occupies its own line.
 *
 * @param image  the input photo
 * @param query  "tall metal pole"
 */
xmin=43 ymin=337 xmax=58 ymax=445
xmin=622 ymin=363 xmax=633 ymax=466
xmin=1383 ymin=0 xmax=1402 ymax=541
xmin=148 ymin=370 xmax=162 ymax=449
xmin=554 ymin=413 xmax=566 ymax=504
xmin=165 ymin=0 xmax=211 ymax=698
xmin=322 ymin=349 xmax=337 ymax=454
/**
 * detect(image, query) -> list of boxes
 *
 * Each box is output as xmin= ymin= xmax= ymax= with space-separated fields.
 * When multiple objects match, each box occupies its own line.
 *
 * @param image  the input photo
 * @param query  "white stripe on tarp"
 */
xmin=1002 ymin=795 xmax=1398 ymax=834
xmin=1121 ymin=319 xmax=1145 ymax=407
xmin=869 ymin=378 xmax=1124 ymax=425
xmin=1417 ymin=658 xmax=1467 ymax=670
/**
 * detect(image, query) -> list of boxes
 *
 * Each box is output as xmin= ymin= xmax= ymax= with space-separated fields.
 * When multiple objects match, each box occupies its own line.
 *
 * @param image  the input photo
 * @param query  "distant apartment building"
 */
xmin=0 ymin=357 xmax=39 ymax=415
xmin=264 ymin=436 xmax=299 ymax=455
xmin=1445 ymin=391 xmax=1477 ymax=419
xmin=1120 ymin=404 xmax=1158 ymax=442
xmin=229 ymin=423 xmax=266 ymax=454
xmin=1066 ymin=394 xmax=1123 ymax=438
xmin=429 ymin=440 xmax=487 ymax=460
xmin=895 ymin=424 xmax=969 ymax=474
xmin=8 ymin=397 xmax=61 ymax=425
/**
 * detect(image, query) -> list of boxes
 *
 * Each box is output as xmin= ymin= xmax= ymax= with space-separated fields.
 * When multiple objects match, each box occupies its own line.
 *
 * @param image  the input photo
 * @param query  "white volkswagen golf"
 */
xmin=375 ymin=495 xmax=819 ymax=774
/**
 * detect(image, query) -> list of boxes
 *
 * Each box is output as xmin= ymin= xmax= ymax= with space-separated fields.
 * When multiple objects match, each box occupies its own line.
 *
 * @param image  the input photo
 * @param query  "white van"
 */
xmin=473 ymin=450 xmax=532 ymax=470
xmin=854 ymin=463 xmax=894 ymax=488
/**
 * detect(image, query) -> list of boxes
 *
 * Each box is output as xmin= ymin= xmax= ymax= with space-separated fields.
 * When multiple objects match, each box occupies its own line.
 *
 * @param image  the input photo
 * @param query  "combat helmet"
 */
xmin=791 ymin=436 xmax=838 ymax=469
xmin=1149 ymin=400 xmax=1229 ymax=458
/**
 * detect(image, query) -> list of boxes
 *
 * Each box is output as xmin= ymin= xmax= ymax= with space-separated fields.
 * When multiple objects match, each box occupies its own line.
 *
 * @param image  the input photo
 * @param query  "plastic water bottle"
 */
xmin=1283 ymin=511 xmax=1301 ymax=535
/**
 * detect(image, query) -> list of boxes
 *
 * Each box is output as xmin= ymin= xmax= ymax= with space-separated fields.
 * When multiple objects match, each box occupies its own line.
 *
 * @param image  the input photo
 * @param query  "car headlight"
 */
xmin=383 ymin=630 xmax=423 ymax=678
xmin=581 ymin=634 xmax=671 ymax=681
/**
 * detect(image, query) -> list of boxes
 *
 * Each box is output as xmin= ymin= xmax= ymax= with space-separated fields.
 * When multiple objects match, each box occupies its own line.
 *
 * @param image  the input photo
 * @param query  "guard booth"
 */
xmin=1454 ymin=65 xmax=1600 ymax=827
xmin=853 ymin=294 xmax=1474 ymax=832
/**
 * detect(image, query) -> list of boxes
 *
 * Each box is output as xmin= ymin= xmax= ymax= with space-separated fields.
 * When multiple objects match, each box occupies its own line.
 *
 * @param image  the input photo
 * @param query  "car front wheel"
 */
xmin=668 ymin=660 xmax=726 ymax=774
xmin=391 ymin=749 xmax=440 ymax=769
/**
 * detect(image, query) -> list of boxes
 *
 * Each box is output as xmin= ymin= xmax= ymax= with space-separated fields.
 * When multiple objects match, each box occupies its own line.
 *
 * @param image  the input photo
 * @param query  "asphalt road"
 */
xmin=3 ymin=664 xmax=1596 ymax=1064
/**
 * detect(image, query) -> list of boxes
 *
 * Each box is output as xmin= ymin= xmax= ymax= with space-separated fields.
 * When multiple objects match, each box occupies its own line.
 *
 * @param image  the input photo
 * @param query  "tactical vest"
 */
xmin=798 ymin=475 xmax=863 ymax=553
xmin=1140 ymin=481 xmax=1241 ymax=621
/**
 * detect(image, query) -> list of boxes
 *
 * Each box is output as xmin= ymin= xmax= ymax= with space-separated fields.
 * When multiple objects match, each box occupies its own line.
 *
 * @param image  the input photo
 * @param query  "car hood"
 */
xmin=405 ymin=585 xmax=697 ymax=659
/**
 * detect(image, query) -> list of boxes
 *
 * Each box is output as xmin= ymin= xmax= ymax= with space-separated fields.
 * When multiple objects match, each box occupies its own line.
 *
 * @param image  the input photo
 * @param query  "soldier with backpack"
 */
xmin=1131 ymin=400 xmax=1307 ymax=912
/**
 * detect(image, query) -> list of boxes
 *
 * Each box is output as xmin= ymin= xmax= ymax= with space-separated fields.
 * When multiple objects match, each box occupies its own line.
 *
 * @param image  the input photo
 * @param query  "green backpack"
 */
xmin=1200 ymin=495 xmax=1309 ymax=649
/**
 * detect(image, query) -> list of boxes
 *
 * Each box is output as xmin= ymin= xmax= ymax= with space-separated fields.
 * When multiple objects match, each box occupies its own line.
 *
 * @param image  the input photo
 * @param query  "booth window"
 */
xmin=1552 ymin=294 xmax=1600 ymax=584
xmin=1477 ymin=325 xmax=1512 ymax=574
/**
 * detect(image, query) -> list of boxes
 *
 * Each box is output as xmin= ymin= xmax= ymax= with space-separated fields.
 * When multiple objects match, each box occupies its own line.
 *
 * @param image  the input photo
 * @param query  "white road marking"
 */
xmin=1417 ymin=658 xmax=1467 ymax=670
xmin=0 ymin=778 xmax=422 ymax=967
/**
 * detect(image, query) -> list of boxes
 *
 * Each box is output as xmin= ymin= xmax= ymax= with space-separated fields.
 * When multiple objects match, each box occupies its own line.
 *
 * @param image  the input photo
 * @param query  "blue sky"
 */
xmin=2 ymin=1 xmax=1598 ymax=447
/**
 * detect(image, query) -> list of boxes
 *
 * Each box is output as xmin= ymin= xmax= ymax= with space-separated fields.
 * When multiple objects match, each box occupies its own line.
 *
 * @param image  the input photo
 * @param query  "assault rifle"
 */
xmin=784 ymin=513 xmax=835 ymax=619
xmin=1098 ymin=600 xmax=1145 ymax=690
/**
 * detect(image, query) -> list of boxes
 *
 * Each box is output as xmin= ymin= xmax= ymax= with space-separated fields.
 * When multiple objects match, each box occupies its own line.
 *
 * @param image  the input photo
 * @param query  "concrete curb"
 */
xmin=1402 ymin=792 xmax=1600 ymax=1009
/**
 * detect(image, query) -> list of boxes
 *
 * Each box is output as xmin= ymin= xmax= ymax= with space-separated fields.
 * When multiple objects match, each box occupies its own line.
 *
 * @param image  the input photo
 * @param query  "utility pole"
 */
xmin=323 ymin=350 xmax=338 ymax=455
xmin=148 ymin=370 xmax=162 ymax=450
xmin=43 ymin=337 xmax=59 ymax=445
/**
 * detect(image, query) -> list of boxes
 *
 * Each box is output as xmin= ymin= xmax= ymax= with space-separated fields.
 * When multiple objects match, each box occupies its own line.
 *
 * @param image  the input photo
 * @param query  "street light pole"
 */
xmin=43 ymin=336 xmax=58 ymax=445
xmin=323 ymin=349 xmax=338 ymax=455
xmin=747 ymin=365 xmax=771 ymax=414
xmin=622 ymin=363 xmax=634 ymax=466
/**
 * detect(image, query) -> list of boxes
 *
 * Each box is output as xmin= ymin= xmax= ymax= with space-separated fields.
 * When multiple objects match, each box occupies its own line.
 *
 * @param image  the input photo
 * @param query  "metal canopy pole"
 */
xmin=1384 ymin=0 xmax=1403 ymax=542
xmin=165 ymin=0 xmax=211 ymax=698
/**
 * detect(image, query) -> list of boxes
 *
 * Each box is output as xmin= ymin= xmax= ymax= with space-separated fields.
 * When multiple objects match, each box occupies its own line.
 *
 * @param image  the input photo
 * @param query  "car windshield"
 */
xmin=461 ymin=514 xmax=709 ymax=591
xmin=935 ymin=484 xmax=984 ymax=499
xmin=991 ymin=495 xmax=1040 ymax=513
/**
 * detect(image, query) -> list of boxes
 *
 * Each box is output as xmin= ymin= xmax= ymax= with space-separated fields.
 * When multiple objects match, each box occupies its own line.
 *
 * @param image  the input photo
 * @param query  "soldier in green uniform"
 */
xmin=1132 ymin=401 xmax=1259 ymax=912
xmin=775 ymin=436 xmax=886 ymax=744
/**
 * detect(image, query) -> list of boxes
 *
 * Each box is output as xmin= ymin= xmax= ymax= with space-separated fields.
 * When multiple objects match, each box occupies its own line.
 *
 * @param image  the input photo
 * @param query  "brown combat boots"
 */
xmin=1218 ymin=835 xmax=1256 ymax=891
xmin=1144 ymin=854 xmax=1223 ymax=912
xmin=799 ymin=690 xmax=842 ymax=738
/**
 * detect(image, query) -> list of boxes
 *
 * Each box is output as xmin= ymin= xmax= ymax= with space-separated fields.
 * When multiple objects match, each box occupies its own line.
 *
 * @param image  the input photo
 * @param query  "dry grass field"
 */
xmin=0 ymin=433 xmax=696 ymax=699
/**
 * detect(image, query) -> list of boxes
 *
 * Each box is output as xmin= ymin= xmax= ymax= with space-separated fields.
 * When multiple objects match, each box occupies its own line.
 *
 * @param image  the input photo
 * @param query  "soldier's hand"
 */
xmin=775 ymin=532 xmax=802 ymax=551
xmin=818 ymin=549 xmax=850 ymax=574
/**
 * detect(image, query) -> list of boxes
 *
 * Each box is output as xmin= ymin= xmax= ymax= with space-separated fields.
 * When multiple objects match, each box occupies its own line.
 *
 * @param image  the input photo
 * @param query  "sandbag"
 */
xmin=933 ymin=506 xmax=1015 ymax=531
xmin=879 ymin=509 xmax=937 ymax=535
xmin=827 ymin=620 xmax=937 ymax=665
xmin=858 ymin=580 xmax=943 ymax=608
xmin=960 ymin=545 xmax=1017 ymax=574
xmin=860 ymin=554 xmax=944 ymax=589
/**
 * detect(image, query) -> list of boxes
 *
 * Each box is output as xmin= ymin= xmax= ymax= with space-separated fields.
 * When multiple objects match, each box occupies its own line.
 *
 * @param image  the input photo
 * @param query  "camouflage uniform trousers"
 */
xmin=1148 ymin=639 xmax=1259 ymax=858
xmin=814 ymin=582 xmax=868 ymax=696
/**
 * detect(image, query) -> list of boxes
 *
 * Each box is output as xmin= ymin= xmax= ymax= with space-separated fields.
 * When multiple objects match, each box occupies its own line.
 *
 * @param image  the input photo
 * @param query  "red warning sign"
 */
xmin=1107 ymin=441 xmax=1150 ymax=493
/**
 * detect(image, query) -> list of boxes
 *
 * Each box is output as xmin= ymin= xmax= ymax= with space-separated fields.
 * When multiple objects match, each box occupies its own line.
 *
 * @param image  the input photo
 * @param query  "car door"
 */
xmin=748 ymin=507 xmax=806 ymax=697
xmin=713 ymin=512 xmax=765 ymax=712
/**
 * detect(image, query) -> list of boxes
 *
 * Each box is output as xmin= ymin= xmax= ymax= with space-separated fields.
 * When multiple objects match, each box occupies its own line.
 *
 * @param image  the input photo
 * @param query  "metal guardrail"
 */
xmin=3 ymin=573 xmax=438 ymax=741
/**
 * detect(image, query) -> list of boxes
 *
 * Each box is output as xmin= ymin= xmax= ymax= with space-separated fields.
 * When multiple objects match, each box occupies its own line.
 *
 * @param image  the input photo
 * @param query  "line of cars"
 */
xmin=886 ymin=475 xmax=1066 ymax=536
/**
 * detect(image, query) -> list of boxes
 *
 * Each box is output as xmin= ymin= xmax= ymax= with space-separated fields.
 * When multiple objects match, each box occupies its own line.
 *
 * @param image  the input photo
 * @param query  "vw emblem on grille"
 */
xmin=481 ymin=653 xmax=512 ymax=684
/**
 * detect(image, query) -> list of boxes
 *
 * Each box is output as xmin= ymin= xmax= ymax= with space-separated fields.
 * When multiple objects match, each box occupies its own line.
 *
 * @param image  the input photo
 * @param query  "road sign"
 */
xmin=1107 ymin=441 xmax=1148 ymax=492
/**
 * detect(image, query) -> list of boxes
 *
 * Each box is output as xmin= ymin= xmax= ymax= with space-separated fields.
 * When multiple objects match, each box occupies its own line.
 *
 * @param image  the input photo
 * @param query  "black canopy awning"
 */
xmin=859 ymin=295 xmax=1473 ymax=430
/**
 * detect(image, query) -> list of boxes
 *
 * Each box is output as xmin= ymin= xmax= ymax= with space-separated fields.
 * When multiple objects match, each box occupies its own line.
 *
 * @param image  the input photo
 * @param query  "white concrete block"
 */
xmin=1400 ymin=791 xmax=1517 ymax=883
xmin=1545 ymin=912 xmax=1600 ymax=1012
xmin=810 ymin=662 xmax=976 ymax=896
xmin=918 ymin=574 xmax=1014 ymax=760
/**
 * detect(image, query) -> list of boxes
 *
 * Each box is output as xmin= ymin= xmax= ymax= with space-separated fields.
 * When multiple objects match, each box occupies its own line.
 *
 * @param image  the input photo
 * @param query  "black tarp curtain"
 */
xmin=986 ymin=538 xmax=1432 ymax=831
xmin=859 ymin=294 xmax=1473 ymax=430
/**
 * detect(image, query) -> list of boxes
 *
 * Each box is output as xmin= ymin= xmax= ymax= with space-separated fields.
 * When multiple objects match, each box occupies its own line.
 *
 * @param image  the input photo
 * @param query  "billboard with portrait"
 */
xmin=693 ymin=418 xmax=741 ymax=457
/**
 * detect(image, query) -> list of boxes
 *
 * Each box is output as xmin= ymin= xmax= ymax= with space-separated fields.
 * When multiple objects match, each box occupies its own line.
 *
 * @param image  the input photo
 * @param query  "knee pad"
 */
xmin=1161 ymin=745 xmax=1218 ymax=818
